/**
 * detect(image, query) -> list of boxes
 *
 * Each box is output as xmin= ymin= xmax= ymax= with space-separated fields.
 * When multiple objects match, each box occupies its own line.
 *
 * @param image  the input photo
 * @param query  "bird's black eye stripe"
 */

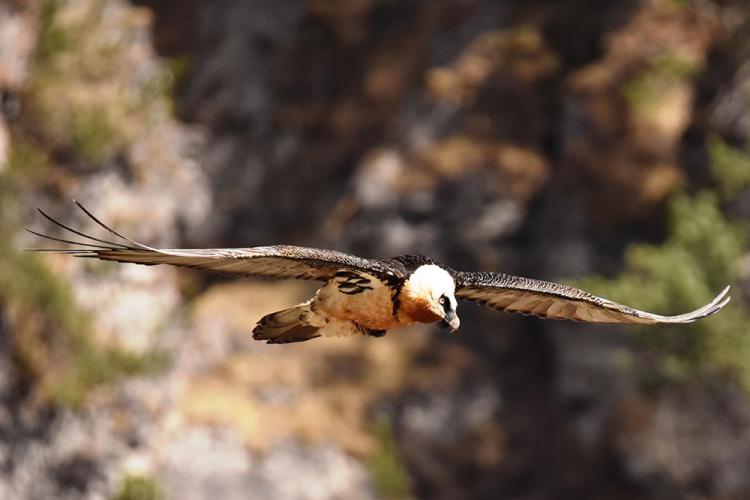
xmin=439 ymin=294 xmax=450 ymax=311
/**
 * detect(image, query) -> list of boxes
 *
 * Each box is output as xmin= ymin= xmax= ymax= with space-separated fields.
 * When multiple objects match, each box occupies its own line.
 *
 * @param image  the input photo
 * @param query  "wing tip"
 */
xmin=656 ymin=285 xmax=731 ymax=324
xmin=26 ymin=201 xmax=152 ymax=253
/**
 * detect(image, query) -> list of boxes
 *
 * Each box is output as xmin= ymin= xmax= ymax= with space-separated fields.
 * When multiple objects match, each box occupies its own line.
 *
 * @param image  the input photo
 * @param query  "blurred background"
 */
xmin=1 ymin=0 xmax=750 ymax=498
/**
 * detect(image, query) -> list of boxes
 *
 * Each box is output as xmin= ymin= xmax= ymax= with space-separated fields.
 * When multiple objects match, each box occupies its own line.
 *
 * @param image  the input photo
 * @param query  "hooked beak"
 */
xmin=443 ymin=310 xmax=460 ymax=333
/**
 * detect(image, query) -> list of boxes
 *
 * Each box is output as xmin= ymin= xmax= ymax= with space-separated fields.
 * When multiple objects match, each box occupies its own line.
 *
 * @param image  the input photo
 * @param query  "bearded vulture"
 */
xmin=26 ymin=202 xmax=731 ymax=344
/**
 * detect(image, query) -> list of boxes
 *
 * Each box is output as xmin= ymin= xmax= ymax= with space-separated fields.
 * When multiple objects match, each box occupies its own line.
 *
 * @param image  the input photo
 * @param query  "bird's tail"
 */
xmin=252 ymin=301 xmax=321 ymax=344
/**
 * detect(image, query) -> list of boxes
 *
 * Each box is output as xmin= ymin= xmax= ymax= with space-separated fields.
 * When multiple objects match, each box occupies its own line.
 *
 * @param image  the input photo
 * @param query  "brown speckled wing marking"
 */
xmin=26 ymin=202 xmax=401 ymax=282
xmin=455 ymin=272 xmax=730 ymax=325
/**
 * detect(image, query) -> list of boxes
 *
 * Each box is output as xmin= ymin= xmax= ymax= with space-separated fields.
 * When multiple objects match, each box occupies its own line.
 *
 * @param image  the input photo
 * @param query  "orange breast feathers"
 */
xmin=399 ymin=295 xmax=442 ymax=324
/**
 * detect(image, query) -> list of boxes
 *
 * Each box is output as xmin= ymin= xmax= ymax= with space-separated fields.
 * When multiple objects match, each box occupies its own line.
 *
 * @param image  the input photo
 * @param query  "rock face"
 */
xmin=2 ymin=0 xmax=750 ymax=499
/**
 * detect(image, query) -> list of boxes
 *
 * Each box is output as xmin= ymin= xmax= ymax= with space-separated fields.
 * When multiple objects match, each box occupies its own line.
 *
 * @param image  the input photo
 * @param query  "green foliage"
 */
xmin=708 ymin=135 xmax=750 ymax=199
xmin=70 ymin=106 xmax=119 ymax=164
xmin=1 ymin=133 xmax=168 ymax=407
xmin=0 ymin=0 xmax=181 ymax=408
xmin=0 ymin=245 xmax=88 ymax=342
xmin=367 ymin=417 xmax=412 ymax=500
xmin=575 ymin=143 xmax=750 ymax=390
xmin=28 ymin=0 xmax=118 ymax=163
xmin=35 ymin=0 xmax=71 ymax=65
xmin=163 ymin=55 xmax=193 ymax=117
xmin=52 ymin=335 xmax=169 ymax=408
xmin=668 ymin=0 xmax=689 ymax=10
xmin=26 ymin=0 xmax=176 ymax=164
xmin=3 ymin=136 xmax=50 ymax=187
xmin=0 ymin=229 xmax=168 ymax=407
xmin=622 ymin=52 xmax=698 ymax=110
xmin=112 ymin=474 xmax=165 ymax=500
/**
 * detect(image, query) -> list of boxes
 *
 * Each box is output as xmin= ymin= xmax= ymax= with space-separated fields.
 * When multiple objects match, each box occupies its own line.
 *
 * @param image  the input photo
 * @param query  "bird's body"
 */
xmin=26 ymin=203 xmax=731 ymax=344
xmin=297 ymin=264 xmax=455 ymax=340
xmin=321 ymin=270 xmax=403 ymax=330
xmin=265 ymin=271 xmax=401 ymax=342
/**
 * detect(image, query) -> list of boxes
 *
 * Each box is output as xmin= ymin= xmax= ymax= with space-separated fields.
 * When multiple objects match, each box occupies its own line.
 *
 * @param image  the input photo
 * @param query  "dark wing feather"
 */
xmin=25 ymin=202 xmax=400 ymax=282
xmin=455 ymin=271 xmax=730 ymax=325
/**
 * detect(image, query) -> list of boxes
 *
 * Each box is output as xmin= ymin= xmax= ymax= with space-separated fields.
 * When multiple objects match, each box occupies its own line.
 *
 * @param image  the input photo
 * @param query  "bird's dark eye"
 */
xmin=438 ymin=295 xmax=446 ymax=305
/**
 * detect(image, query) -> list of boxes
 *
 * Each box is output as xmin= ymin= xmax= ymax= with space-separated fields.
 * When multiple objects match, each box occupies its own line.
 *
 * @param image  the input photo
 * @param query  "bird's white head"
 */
xmin=403 ymin=264 xmax=460 ymax=332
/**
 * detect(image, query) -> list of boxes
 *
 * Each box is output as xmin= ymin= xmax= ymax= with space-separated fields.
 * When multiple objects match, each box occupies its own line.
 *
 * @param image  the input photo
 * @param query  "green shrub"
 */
xmin=27 ymin=0 xmax=175 ymax=164
xmin=622 ymin=52 xmax=698 ymax=110
xmin=1 ymin=137 xmax=167 ymax=407
xmin=367 ymin=416 xmax=412 ymax=500
xmin=112 ymin=474 xmax=165 ymax=500
xmin=575 ymin=139 xmax=750 ymax=390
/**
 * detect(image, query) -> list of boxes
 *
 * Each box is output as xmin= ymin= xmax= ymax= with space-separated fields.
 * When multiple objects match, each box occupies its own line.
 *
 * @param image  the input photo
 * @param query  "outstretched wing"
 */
xmin=25 ymin=202 xmax=397 ymax=282
xmin=455 ymin=271 xmax=730 ymax=325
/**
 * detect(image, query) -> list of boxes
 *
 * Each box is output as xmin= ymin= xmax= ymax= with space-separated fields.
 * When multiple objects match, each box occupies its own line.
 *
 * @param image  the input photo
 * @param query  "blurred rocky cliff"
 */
xmin=2 ymin=0 xmax=750 ymax=499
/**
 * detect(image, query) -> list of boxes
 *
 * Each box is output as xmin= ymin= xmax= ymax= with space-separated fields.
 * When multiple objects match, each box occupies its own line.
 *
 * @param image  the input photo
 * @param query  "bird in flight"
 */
xmin=26 ymin=202 xmax=731 ymax=344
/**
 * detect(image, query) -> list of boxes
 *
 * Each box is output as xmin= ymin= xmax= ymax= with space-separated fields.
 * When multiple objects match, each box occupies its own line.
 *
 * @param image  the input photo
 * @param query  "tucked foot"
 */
xmin=355 ymin=324 xmax=387 ymax=338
